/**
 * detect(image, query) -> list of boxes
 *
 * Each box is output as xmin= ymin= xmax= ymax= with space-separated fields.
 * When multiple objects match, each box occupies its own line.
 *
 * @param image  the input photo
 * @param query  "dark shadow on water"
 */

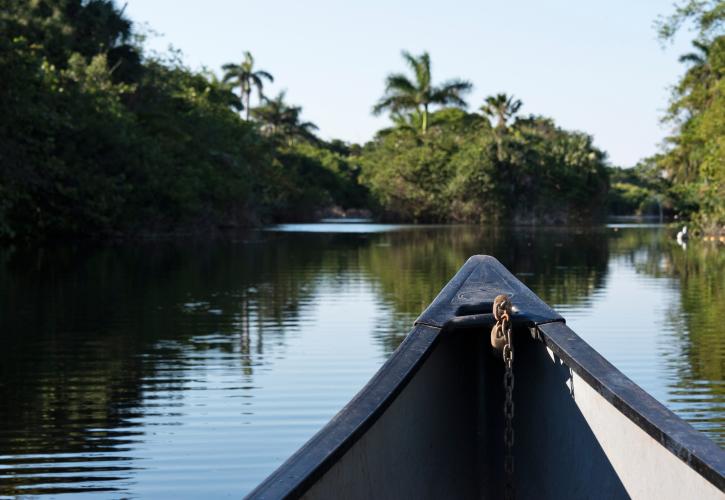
xmin=1 ymin=224 xmax=720 ymax=495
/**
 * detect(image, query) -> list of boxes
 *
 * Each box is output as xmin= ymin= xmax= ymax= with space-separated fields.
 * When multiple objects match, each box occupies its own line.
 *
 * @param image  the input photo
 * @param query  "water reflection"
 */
xmin=0 ymin=225 xmax=721 ymax=497
xmin=612 ymin=229 xmax=725 ymax=442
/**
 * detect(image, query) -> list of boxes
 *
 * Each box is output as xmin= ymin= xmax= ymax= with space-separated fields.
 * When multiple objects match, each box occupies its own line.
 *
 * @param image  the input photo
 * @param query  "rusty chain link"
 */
xmin=492 ymin=294 xmax=515 ymax=500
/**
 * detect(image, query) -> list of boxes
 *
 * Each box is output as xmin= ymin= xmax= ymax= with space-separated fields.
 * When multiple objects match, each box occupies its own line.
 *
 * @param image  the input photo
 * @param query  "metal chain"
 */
xmin=502 ymin=312 xmax=515 ymax=500
xmin=492 ymin=295 xmax=515 ymax=500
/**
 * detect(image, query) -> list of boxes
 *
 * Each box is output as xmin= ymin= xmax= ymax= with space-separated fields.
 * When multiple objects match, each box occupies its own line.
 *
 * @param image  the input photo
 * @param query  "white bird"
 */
xmin=676 ymin=226 xmax=688 ymax=247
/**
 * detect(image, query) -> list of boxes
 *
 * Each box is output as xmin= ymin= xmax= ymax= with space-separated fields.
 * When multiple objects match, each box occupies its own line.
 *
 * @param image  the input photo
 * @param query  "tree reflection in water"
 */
xmin=0 ymin=225 xmax=721 ymax=496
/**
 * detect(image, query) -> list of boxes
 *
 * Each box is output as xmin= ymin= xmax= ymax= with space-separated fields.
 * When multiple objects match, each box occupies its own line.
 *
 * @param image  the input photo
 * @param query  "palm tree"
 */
xmin=390 ymin=110 xmax=424 ymax=133
xmin=372 ymin=51 xmax=472 ymax=133
xmin=480 ymin=93 xmax=523 ymax=129
xmin=679 ymin=40 xmax=709 ymax=66
xmin=222 ymin=51 xmax=274 ymax=120
xmin=202 ymin=69 xmax=243 ymax=112
xmin=252 ymin=91 xmax=318 ymax=145
xmin=679 ymin=40 xmax=712 ymax=86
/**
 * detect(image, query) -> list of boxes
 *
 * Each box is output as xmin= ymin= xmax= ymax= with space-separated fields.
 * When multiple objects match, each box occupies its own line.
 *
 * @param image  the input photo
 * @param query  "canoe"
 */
xmin=248 ymin=255 xmax=725 ymax=499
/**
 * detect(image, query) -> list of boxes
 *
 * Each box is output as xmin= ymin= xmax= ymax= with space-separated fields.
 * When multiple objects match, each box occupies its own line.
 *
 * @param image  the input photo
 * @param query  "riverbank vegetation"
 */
xmin=0 ymin=0 xmax=366 ymax=240
xmin=359 ymin=52 xmax=607 ymax=223
xmin=361 ymin=51 xmax=608 ymax=223
xmin=0 ymin=0 xmax=722 ymax=240
xmin=653 ymin=1 xmax=724 ymax=234
xmin=607 ymin=158 xmax=672 ymax=218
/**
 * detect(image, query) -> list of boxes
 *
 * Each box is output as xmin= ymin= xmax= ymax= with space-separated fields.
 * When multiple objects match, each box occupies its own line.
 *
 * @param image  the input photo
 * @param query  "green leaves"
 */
xmin=251 ymin=91 xmax=319 ymax=145
xmin=373 ymin=50 xmax=472 ymax=133
xmin=658 ymin=3 xmax=724 ymax=231
xmin=480 ymin=93 xmax=523 ymax=129
xmin=0 ymin=6 xmax=334 ymax=239
xmin=221 ymin=51 xmax=273 ymax=119
xmin=656 ymin=0 xmax=725 ymax=43
xmin=358 ymin=111 xmax=608 ymax=224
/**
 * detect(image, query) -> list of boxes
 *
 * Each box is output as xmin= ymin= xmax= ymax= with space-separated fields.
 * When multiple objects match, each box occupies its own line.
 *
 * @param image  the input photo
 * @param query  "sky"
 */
xmin=124 ymin=0 xmax=693 ymax=167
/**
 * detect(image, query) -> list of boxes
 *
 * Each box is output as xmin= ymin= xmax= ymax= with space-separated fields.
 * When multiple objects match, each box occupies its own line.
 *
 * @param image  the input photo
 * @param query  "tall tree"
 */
xmin=656 ymin=1 xmax=725 ymax=230
xmin=252 ymin=91 xmax=318 ymax=145
xmin=677 ymin=40 xmax=716 ymax=93
xmin=656 ymin=0 xmax=724 ymax=42
xmin=679 ymin=39 xmax=710 ymax=66
xmin=222 ymin=51 xmax=274 ymax=120
xmin=480 ymin=93 xmax=522 ymax=129
xmin=372 ymin=50 xmax=472 ymax=133
xmin=202 ymin=69 xmax=244 ymax=112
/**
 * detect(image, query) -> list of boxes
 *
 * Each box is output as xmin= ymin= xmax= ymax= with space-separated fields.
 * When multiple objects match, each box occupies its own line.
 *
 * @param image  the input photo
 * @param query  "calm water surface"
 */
xmin=0 ymin=224 xmax=723 ymax=497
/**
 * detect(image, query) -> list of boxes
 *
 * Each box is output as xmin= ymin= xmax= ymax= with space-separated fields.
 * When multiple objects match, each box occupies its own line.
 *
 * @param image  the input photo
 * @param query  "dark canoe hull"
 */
xmin=248 ymin=256 xmax=725 ymax=499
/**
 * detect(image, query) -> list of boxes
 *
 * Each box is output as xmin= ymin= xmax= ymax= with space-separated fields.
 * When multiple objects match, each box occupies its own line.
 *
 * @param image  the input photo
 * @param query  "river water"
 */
xmin=0 ymin=224 xmax=722 ymax=498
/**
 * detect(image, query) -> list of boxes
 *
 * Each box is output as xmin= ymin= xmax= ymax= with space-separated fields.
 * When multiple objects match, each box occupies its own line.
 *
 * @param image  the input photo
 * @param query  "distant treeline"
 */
xmin=0 ymin=0 xmax=721 ymax=240
xmin=611 ymin=1 xmax=724 ymax=231
xmin=0 ymin=1 xmax=367 ymax=240
xmin=655 ymin=1 xmax=724 ymax=233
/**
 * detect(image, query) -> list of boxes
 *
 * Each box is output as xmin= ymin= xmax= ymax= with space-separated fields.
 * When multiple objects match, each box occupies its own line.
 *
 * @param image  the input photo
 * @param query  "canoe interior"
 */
xmin=301 ymin=327 xmax=636 ymax=499
xmin=248 ymin=256 xmax=725 ymax=500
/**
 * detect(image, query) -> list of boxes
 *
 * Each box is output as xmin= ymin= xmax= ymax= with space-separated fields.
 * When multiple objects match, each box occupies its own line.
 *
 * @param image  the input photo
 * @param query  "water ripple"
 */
xmin=0 ymin=225 xmax=721 ymax=498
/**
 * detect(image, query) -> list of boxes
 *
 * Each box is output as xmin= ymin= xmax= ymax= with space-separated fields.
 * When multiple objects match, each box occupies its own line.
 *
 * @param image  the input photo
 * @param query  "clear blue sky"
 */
xmin=125 ymin=0 xmax=692 ymax=167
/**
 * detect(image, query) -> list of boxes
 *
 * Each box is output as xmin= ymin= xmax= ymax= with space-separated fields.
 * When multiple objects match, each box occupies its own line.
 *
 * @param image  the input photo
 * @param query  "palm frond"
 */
xmin=401 ymin=50 xmax=419 ymax=75
xmin=479 ymin=105 xmax=494 ymax=117
xmin=416 ymin=52 xmax=431 ymax=91
xmin=373 ymin=93 xmax=418 ymax=115
xmin=431 ymin=78 xmax=472 ymax=107
xmin=440 ymin=79 xmax=473 ymax=93
xmin=243 ymin=51 xmax=254 ymax=66
xmin=375 ymin=49 xmax=470 ymax=132
xmin=480 ymin=93 xmax=523 ymax=127
xmin=385 ymin=73 xmax=416 ymax=93
xmin=509 ymin=98 xmax=523 ymax=114
xmin=679 ymin=52 xmax=706 ymax=64
xmin=299 ymin=120 xmax=319 ymax=132
xmin=372 ymin=96 xmax=398 ymax=115
xmin=255 ymin=70 xmax=274 ymax=82
xmin=434 ymin=92 xmax=468 ymax=108
xmin=692 ymin=40 xmax=710 ymax=56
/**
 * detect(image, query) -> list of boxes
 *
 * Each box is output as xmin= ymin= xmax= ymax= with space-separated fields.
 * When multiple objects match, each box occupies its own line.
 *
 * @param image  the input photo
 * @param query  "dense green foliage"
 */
xmin=3 ymin=1 xmax=721 ymax=240
xmin=372 ymin=51 xmax=472 ymax=134
xmin=363 ymin=51 xmax=609 ymax=223
xmin=222 ymin=51 xmax=273 ymax=121
xmin=360 ymin=107 xmax=609 ymax=223
xmin=0 ymin=0 xmax=364 ymax=239
xmin=656 ymin=1 xmax=725 ymax=232
xmin=607 ymin=158 xmax=672 ymax=217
